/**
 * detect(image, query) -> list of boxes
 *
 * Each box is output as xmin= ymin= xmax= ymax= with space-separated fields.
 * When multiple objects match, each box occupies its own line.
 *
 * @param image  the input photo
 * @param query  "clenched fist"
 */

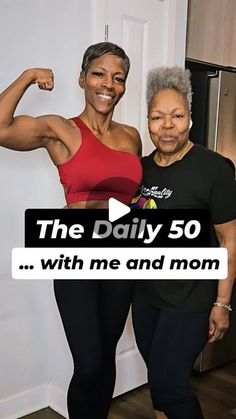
xmin=35 ymin=68 xmax=54 ymax=90
xmin=26 ymin=68 xmax=54 ymax=90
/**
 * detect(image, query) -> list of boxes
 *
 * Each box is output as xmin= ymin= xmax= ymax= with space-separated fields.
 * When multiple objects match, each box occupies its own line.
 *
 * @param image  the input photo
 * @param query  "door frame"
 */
xmin=91 ymin=0 xmax=188 ymax=66
xmin=91 ymin=0 xmax=106 ymax=42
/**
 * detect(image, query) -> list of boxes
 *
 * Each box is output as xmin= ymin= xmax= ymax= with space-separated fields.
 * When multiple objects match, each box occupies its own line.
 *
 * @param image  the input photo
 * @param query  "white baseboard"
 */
xmin=0 ymin=352 xmax=147 ymax=419
xmin=114 ymin=349 xmax=147 ymax=397
xmin=49 ymin=384 xmax=68 ymax=418
xmin=0 ymin=384 xmax=68 ymax=419
xmin=48 ymin=352 xmax=147 ymax=416
xmin=0 ymin=385 xmax=49 ymax=419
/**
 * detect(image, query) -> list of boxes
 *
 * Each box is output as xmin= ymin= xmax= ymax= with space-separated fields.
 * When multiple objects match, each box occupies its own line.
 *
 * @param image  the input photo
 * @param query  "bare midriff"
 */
xmin=67 ymin=200 xmax=108 ymax=209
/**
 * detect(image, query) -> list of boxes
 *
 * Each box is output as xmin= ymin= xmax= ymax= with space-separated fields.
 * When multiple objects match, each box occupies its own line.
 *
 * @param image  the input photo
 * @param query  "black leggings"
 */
xmin=54 ymin=280 xmax=134 ymax=419
xmin=132 ymin=291 xmax=210 ymax=419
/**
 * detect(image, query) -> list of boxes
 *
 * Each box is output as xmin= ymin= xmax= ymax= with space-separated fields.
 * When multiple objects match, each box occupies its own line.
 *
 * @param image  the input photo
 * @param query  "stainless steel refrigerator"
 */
xmin=186 ymin=60 xmax=236 ymax=371
xmin=186 ymin=61 xmax=236 ymax=168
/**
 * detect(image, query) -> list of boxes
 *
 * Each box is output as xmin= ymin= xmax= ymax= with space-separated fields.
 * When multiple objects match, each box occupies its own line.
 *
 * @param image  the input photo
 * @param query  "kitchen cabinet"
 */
xmin=186 ymin=0 xmax=236 ymax=67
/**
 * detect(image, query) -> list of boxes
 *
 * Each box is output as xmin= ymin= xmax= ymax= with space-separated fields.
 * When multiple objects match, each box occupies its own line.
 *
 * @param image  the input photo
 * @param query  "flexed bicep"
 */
xmin=0 ymin=114 xmax=58 ymax=151
xmin=0 ymin=68 xmax=57 ymax=150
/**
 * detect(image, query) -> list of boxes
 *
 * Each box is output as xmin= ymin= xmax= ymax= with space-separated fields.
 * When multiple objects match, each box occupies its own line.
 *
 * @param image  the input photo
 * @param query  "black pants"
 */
xmin=54 ymin=280 xmax=134 ymax=419
xmin=132 ymin=291 xmax=210 ymax=419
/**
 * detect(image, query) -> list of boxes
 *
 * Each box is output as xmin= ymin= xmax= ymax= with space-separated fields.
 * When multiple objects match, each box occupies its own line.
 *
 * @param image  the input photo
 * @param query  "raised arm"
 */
xmin=0 ymin=68 xmax=58 ymax=150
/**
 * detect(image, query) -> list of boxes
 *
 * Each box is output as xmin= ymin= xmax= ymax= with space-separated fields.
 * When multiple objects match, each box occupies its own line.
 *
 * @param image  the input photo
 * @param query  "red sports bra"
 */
xmin=58 ymin=117 xmax=143 ymax=205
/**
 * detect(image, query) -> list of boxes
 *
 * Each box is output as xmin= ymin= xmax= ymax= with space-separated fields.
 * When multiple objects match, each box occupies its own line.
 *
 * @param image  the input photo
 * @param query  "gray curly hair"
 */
xmin=146 ymin=66 xmax=192 ymax=110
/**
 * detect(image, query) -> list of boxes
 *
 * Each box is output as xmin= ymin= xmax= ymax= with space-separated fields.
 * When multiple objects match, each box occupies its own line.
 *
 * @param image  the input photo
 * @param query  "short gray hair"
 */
xmin=146 ymin=66 xmax=192 ymax=110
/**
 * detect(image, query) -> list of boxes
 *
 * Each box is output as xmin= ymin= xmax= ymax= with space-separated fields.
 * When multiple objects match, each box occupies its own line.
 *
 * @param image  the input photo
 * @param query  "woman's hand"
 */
xmin=30 ymin=68 xmax=54 ymax=91
xmin=208 ymin=305 xmax=230 ymax=343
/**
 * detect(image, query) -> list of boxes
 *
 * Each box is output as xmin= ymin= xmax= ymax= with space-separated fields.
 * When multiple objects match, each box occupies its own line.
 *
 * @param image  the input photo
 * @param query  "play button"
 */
xmin=108 ymin=198 xmax=131 ymax=222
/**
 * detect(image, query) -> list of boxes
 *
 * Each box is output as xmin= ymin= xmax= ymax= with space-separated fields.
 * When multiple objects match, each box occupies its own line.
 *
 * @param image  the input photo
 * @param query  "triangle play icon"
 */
xmin=108 ymin=198 xmax=131 ymax=222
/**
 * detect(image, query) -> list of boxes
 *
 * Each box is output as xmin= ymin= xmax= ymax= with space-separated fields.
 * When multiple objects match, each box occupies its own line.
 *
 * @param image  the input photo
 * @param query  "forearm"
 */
xmin=215 ymin=223 xmax=236 ymax=304
xmin=208 ymin=247 xmax=235 ymax=342
xmin=216 ymin=258 xmax=235 ymax=304
xmin=208 ymin=236 xmax=235 ymax=342
xmin=0 ymin=69 xmax=36 ymax=128
xmin=217 ymin=281 xmax=235 ymax=305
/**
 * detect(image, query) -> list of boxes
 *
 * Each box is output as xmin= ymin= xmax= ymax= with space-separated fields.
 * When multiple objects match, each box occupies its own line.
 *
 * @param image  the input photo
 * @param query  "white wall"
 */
xmin=0 ymin=1 xmax=92 ymax=417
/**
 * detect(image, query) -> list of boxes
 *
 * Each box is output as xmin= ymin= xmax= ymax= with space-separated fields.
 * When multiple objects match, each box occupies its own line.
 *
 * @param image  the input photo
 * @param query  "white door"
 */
xmin=93 ymin=0 xmax=188 ymax=155
xmin=93 ymin=0 xmax=188 ymax=396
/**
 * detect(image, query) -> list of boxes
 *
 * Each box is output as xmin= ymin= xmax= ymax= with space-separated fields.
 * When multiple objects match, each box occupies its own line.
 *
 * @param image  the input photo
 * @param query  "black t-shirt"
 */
xmin=136 ymin=145 xmax=236 ymax=312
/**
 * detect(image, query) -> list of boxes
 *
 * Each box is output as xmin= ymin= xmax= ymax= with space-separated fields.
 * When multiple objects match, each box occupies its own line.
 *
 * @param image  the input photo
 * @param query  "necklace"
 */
xmin=154 ymin=140 xmax=193 ymax=167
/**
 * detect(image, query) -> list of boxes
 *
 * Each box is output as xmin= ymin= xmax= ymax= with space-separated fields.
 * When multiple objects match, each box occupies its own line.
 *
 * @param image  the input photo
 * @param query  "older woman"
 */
xmin=0 ymin=42 xmax=142 ymax=419
xmin=132 ymin=67 xmax=236 ymax=419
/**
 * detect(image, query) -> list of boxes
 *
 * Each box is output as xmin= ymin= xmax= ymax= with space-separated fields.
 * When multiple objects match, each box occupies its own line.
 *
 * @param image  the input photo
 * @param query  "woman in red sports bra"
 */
xmin=0 ymin=42 xmax=142 ymax=419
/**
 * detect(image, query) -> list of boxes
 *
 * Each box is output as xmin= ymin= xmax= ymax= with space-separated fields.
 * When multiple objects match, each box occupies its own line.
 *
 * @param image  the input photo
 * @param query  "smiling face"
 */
xmin=148 ymin=88 xmax=191 ymax=157
xmin=79 ymin=53 xmax=127 ymax=115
